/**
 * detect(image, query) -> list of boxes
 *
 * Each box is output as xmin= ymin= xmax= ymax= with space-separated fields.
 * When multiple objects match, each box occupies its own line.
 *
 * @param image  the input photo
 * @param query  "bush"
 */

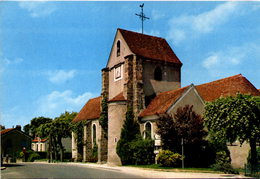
xmin=89 ymin=142 xmax=98 ymax=163
xmin=157 ymin=150 xmax=183 ymax=167
xmin=27 ymin=151 xmax=40 ymax=162
xmin=211 ymin=151 xmax=238 ymax=174
xmin=131 ymin=139 xmax=155 ymax=165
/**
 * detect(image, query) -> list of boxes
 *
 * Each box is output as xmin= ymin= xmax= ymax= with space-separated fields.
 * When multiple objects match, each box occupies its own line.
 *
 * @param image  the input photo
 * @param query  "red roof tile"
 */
xmin=139 ymin=86 xmax=189 ymax=117
xmin=139 ymin=74 xmax=260 ymax=118
xmin=119 ymin=29 xmax=182 ymax=65
xmin=109 ymin=92 xmax=126 ymax=102
xmin=32 ymin=138 xmax=47 ymax=143
xmin=0 ymin=128 xmax=15 ymax=135
xmin=73 ymin=96 xmax=101 ymax=123
xmin=195 ymin=74 xmax=260 ymax=102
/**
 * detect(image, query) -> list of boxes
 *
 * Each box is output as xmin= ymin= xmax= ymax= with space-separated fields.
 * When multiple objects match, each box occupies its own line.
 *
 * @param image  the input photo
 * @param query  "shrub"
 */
xmin=131 ymin=139 xmax=155 ymax=165
xmin=27 ymin=151 xmax=40 ymax=162
xmin=211 ymin=151 xmax=238 ymax=174
xmin=157 ymin=150 xmax=183 ymax=167
xmin=89 ymin=142 xmax=98 ymax=162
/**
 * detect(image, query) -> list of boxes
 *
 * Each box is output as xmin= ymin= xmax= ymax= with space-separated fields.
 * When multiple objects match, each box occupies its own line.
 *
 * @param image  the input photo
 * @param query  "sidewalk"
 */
xmin=48 ymin=162 xmax=249 ymax=178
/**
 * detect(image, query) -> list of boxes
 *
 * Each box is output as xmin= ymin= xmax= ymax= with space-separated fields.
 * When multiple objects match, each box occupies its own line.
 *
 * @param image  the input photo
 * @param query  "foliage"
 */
xmin=131 ymin=139 xmax=155 ymax=165
xmin=157 ymin=150 xmax=183 ymax=167
xmin=204 ymin=94 xmax=260 ymax=167
xmin=71 ymin=119 xmax=85 ymax=161
xmin=28 ymin=151 xmax=41 ymax=162
xmin=156 ymin=105 xmax=209 ymax=167
xmin=247 ymin=147 xmax=260 ymax=165
xmin=117 ymin=106 xmax=142 ymax=165
xmin=30 ymin=117 xmax=53 ymax=138
xmin=23 ymin=124 xmax=30 ymax=135
xmin=89 ymin=142 xmax=98 ymax=163
xmin=211 ymin=151 xmax=238 ymax=174
xmin=99 ymin=96 xmax=108 ymax=138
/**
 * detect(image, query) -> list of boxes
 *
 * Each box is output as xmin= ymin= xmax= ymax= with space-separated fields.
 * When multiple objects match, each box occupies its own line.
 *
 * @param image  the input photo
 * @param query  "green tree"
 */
xmin=204 ymin=94 xmax=260 ymax=168
xmin=23 ymin=124 xmax=30 ymax=135
xmin=116 ymin=106 xmax=141 ymax=165
xmin=30 ymin=117 xmax=52 ymax=138
xmin=71 ymin=120 xmax=85 ymax=161
xmin=53 ymin=111 xmax=77 ymax=162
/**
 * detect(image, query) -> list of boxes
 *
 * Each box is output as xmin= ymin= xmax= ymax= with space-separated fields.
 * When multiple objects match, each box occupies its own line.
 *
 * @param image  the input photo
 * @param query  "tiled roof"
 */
xmin=0 ymin=128 xmax=15 ymax=135
xmin=139 ymin=86 xmax=189 ymax=117
xmin=73 ymin=96 xmax=101 ymax=123
xmin=109 ymin=92 xmax=126 ymax=102
xmin=195 ymin=74 xmax=260 ymax=102
xmin=119 ymin=29 xmax=182 ymax=65
xmin=139 ymin=74 xmax=260 ymax=117
xmin=32 ymin=138 xmax=47 ymax=143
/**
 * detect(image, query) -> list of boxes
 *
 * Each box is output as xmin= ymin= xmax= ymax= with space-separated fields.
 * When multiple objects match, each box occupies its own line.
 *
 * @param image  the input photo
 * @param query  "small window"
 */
xmin=92 ymin=124 xmax=97 ymax=146
xmin=144 ymin=122 xmax=152 ymax=139
xmin=154 ymin=67 xmax=162 ymax=81
xmin=117 ymin=40 xmax=120 ymax=57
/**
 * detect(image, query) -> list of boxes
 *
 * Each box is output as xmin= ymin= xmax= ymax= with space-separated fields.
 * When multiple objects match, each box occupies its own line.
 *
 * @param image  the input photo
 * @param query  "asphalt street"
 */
xmin=1 ymin=163 xmax=143 ymax=178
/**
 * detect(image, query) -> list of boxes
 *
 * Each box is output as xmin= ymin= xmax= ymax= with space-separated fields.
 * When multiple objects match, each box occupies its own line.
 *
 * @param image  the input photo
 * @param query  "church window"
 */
xmin=154 ymin=67 xmax=162 ymax=81
xmin=117 ymin=40 xmax=120 ymax=57
xmin=114 ymin=65 xmax=122 ymax=81
xmin=144 ymin=122 xmax=152 ymax=139
xmin=92 ymin=124 xmax=97 ymax=146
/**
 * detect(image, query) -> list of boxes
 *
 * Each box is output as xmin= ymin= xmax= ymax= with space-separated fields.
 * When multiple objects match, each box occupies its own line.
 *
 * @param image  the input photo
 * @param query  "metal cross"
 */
xmin=135 ymin=3 xmax=150 ymax=34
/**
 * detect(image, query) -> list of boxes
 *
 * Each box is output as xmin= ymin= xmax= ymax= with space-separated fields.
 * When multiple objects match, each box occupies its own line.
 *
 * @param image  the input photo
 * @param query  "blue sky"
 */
xmin=1 ymin=1 xmax=260 ymax=129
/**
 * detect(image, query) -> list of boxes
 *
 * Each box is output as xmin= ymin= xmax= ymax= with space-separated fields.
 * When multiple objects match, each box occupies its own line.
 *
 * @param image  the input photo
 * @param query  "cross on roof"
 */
xmin=135 ymin=3 xmax=150 ymax=34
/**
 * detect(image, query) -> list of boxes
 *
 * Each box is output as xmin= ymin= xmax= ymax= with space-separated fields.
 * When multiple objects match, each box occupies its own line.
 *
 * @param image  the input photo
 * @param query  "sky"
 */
xmin=1 ymin=1 xmax=260 ymax=129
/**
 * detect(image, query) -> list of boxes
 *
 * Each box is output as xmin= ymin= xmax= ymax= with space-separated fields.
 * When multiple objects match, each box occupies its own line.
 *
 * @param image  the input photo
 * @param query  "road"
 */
xmin=1 ymin=162 xmax=247 ymax=178
xmin=1 ymin=163 xmax=143 ymax=178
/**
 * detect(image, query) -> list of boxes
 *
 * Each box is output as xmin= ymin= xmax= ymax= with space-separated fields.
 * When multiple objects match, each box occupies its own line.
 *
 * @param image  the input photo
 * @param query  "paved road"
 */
xmin=1 ymin=163 xmax=143 ymax=178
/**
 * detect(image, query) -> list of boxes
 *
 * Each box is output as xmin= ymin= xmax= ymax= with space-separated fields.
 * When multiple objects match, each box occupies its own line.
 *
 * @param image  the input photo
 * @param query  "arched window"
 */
xmin=154 ymin=67 xmax=162 ymax=81
xmin=144 ymin=122 xmax=152 ymax=139
xmin=117 ymin=40 xmax=120 ymax=57
xmin=92 ymin=124 xmax=97 ymax=145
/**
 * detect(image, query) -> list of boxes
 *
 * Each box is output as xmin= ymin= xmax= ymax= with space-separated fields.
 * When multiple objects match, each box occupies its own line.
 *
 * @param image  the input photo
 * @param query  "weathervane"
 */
xmin=135 ymin=3 xmax=150 ymax=34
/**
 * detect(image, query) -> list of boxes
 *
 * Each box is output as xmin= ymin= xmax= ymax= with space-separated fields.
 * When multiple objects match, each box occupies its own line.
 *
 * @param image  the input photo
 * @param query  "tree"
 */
xmin=116 ymin=106 xmax=141 ymax=165
xmin=204 ymin=94 xmax=260 ymax=168
xmin=156 ymin=105 xmax=209 ymax=167
xmin=53 ymin=111 xmax=77 ymax=162
xmin=30 ymin=117 xmax=52 ymax=138
xmin=23 ymin=124 xmax=30 ymax=135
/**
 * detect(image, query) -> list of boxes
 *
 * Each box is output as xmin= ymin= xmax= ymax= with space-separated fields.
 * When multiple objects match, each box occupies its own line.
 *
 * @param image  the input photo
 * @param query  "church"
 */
xmin=72 ymin=28 xmax=260 ymax=168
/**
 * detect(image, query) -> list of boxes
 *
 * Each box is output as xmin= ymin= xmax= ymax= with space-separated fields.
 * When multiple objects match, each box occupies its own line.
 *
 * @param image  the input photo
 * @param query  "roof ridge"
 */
xmin=157 ymin=85 xmax=190 ymax=96
xmin=196 ymin=74 xmax=243 ymax=87
xmin=118 ymin=28 xmax=165 ymax=40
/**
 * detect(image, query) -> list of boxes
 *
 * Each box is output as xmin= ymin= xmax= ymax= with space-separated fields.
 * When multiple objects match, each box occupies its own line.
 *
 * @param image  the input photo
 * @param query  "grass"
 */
xmin=125 ymin=164 xmax=223 ymax=173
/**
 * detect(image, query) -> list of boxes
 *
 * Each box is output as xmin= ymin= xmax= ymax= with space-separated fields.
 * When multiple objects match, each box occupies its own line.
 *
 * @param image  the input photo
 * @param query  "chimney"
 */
xmin=16 ymin=125 xmax=21 ymax=131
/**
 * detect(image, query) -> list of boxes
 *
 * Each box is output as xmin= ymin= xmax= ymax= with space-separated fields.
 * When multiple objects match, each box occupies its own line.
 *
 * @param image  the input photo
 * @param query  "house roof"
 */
xmin=118 ymin=29 xmax=182 ymax=65
xmin=73 ymin=96 xmax=101 ymax=123
xmin=0 ymin=128 xmax=15 ymax=135
xmin=139 ymin=74 xmax=260 ymax=118
xmin=108 ymin=92 xmax=126 ymax=102
xmin=32 ymin=138 xmax=47 ymax=143
xmin=195 ymin=74 xmax=260 ymax=102
xmin=139 ymin=86 xmax=189 ymax=117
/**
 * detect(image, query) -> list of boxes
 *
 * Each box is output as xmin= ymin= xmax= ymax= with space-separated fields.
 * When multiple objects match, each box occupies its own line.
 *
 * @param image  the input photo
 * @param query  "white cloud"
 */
xmin=167 ymin=2 xmax=239 ymax=44
xmin=151 ymin=10 xmax=165 ymax=20
xmin=202 ymin=43 xmax=259 ymax=77
xmin=47 ymin=70 xmax=77 ymax=84
xmin=37 ymin=90 xmax=97 ymax=117
xmin=0 ymin=53 xmax=24 ymax=75
xmin=19 ymin=1 xmax=56 ymax=18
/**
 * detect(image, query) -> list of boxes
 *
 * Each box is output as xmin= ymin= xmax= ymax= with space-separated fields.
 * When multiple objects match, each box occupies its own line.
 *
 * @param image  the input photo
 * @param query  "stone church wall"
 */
xmin=107 ymin=102 xmax=127 ymax=165
xmin=143 ymin=60 xmax=181 ymax=96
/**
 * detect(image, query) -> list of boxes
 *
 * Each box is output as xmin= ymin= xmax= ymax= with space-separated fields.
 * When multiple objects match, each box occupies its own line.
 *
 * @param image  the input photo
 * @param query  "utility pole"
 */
xmin=135 ymin=3 xmax=150 ymax=34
